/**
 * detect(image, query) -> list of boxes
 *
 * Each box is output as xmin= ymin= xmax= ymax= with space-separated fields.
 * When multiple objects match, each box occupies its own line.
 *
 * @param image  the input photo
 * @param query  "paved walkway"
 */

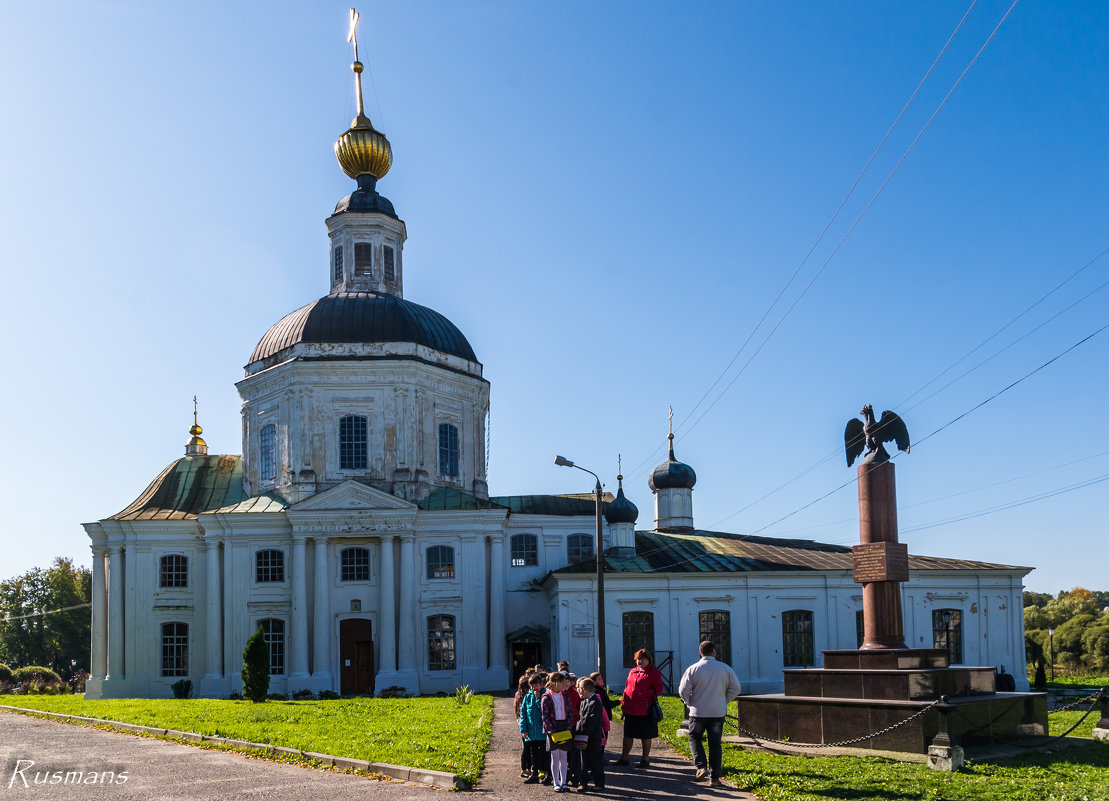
xmin=473 ymin=697 xmax=755 ymax=798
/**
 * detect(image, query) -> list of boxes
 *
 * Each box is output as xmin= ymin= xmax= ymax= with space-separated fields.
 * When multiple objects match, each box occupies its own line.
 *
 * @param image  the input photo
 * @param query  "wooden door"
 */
xmin=339 ymin=618 xmax=374 ymax=696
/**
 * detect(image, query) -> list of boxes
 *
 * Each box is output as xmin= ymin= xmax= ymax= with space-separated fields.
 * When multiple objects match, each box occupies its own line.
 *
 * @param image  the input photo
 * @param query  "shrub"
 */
xmin=69 ymin=670 xmax=88 ymax=694
xmin=378 ymin=685 xmax=411 ymax=698
xmin=292 ymin=689 xmax=316 ymax=701
xmin=171 ymin=679 xmax=193 ymax=699
xmin=240 ymin=627 xmax=270 ymax=703
xmin=0 ymin=664 xmax=11 ymax=683
xmin=12 ymin=666 xmax=62 ymax=686
xmin=317 ymin=689 xmax=339 ymax=700
xmin=266 ymin=691 xmax=289 ymax=701
xmin=454 ymin=684 xmax=474 ymax=705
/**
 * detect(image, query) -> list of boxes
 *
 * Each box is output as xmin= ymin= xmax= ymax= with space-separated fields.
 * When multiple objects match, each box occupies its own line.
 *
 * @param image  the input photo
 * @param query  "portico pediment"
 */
xmin=286 ymin=480 xmax=418 ymax=533
xmin=289 ymin=480 xmax=417 ymax=511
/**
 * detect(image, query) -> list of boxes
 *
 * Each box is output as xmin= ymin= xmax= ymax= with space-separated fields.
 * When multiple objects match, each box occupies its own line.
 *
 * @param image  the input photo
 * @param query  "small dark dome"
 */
xmin=648 ymin=439 xmax=697 ymax=491
xmin=604 ymin=485 xmax=639 ymax=525
xmin=333 ymin=174 xmax=398 ymax=218
xmin=249 ymin=292 xmax=478 ymax=366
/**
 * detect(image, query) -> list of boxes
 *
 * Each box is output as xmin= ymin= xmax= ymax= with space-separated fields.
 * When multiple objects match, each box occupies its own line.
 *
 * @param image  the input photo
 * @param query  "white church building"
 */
xmin=82 ymin=35 xmax=1031 ymax=700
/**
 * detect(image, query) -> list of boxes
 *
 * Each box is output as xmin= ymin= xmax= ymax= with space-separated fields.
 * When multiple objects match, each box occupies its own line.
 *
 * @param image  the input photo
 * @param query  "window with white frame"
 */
xmin=159 ymin=554 xmax=188 ymax=588
xmin=510 ymin=534 xmax=538 ymax=567
xmin=782 ymin=610 xmax=815 ymax=667
xmin=622 ymin=611 xmax=654 ymax=668
xmin=339 ymin=415 xmax=368 ymax=470
xmin=438 ymin=423 xmax=459 ymax=477
xmin=354 ymin=242 xmax=373 ymax=276
xmin=428 ymin=614 xmax=456 ymax=671
xmin=260 ymin=618 xmax=285 ymax=675
xmin=567 ymin=533 xmax=594 ymax=565
xmin=426 ymin=546 xmax=455 ymax=579
xmin=699 ymin=610 xmax=732 ymax=666
xmin=255 ymin=549 xmax=285 ymax=583
xmin=341 ymin=547 xmax=370 ymax=581
xmin=161 ymin=622 xmax=188 ymax=677
xmin=260 ymin=424 xmax=277 ymax=481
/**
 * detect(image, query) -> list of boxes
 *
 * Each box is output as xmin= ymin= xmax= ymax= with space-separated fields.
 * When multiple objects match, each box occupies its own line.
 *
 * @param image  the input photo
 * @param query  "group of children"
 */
xmin=515 ymin=662 xmax=619 ymax=793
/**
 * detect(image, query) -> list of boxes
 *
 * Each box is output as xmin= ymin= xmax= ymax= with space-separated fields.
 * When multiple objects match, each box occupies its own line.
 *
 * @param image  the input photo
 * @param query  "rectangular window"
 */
xmin=384 ymin=245 xmax=395 ymax=281
xmin=260 ymin=424 xmax=277 ymax=481
xmin=510 ymin=534 xmax=538 ymax=567
xmin=698 ymin=610 xmax=732 ymax=666
xmin=341 ymin=548 xmax=370 ymax=581
xmin=622 ymin=611 xmax=654 ymax=668
xmin=255 ymin=549 xmax=285 ymax=583
xmin=427 ymin=546 xmax=455 ymax=579
xmin=782 ymin=610 xmax=815 ymax=667
xmin=333 ymin=246 xmax=344 ymax=282
xmin=428 ymin=614 xmax=456 ymax=671
xmin=354 ymin=242 xmax=373 ymax=276
xmin=261 ymin=619 xmax=285 ymax=676
xmin=159 ymin=555 xmax=188 ymax=588
xmin=161 ymin=622 xmax=189 ymax=677
xmin=933 ymin=609 xmax=963 ymax=664
xmin=340 ymin=415 xmax=368 ymax=470
xmin=567 ymin=534 xmax=594 ymax=565
xmin=438 ymin=423 xmax=460 ymax=477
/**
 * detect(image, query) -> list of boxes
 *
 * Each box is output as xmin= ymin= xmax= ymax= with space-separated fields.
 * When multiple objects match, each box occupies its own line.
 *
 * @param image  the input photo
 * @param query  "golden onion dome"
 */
xmin=335 ymin=112 xmax=392 ymax=180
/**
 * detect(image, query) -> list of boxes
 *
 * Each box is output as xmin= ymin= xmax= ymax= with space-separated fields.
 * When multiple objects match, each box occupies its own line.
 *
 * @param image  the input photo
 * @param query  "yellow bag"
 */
xmin=550 ymin=730 xmax=572 ymax=744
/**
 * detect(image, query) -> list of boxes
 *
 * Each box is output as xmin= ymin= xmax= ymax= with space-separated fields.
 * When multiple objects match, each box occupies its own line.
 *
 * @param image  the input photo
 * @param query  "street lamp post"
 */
xmin=940 ymin=610 xmax=953 ymax=664
xmin=1047 ymin=627 xmax=1055 ymax=682
xmin=554 ymin=455 xmax=606 ymax=680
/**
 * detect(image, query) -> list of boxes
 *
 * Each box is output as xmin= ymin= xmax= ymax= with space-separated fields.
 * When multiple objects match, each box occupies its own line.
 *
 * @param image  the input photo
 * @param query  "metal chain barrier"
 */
xmin=950 ymin=690 xmax=1103 ymax=753
xmin=1047 ymin=691 xmax=1099 ymax=714
xmin=724 ymin=699 xmax=940 ymax=749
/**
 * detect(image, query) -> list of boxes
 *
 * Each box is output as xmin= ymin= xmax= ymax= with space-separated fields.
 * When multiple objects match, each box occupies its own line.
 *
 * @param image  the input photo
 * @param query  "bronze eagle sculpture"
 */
xmin=845 ymin=405 xmax=910 ymax=466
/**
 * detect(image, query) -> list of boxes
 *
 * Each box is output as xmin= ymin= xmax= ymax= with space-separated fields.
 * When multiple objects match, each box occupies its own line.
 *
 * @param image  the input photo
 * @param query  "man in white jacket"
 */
xmin=678 ymin=640 xmax=742 ymax=785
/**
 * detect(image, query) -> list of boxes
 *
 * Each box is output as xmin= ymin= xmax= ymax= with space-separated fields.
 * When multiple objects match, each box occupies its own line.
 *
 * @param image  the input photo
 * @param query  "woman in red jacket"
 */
xmin=616 ymin=648 xmax=665 ymax=768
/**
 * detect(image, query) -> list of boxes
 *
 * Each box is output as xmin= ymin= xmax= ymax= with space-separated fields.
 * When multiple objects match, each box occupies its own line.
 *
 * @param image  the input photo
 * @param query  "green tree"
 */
xmin=0 ymin=558 xmax=90 ymax=676
xmin=1081 ymin=626 xmax=1109 ymax=673
xmin=1024 ymin=591 xmax=1053 ymax=608
xmin=241 ymin=626 xmax=270 ymax=702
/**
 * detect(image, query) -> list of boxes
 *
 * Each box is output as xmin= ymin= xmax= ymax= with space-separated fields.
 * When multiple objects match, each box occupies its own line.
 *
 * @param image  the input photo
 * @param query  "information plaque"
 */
xmin=852 ymin=541 xmax=909 ymax=583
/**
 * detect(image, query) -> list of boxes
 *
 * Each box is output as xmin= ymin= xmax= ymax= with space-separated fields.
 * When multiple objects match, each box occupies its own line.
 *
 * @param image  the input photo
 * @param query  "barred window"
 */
xmin=428 ymin=614 xmax=456 ymax=671
xmin=341 ymin=547 xmax=370 ymax=581
xmin=159 ymin=554 xmax=188 ymax=588
xmin=567 ymin=533 xmax=594 ymax=565
xmin=333 ymin=245 xmax=344 ymax=282
xmin=384 ymin=245 xmax=395 ymax=281
xmin=438 ymin=423 xmax=459 ymax=477
xmin=354 ymin=242 xmax=373 ymax=276
xmin=782 ymin=610 xmax=814 ymax=667
xmin=161 ymin=622 xmax=188 ymax=677
xmin=427 ymin=546 xmax=455 ymax=579
xmin=699 ymin=610 xmax=732 ymax=666
xmin=622 ymin=611 xmax=654 ymax=668
xmin=933 ymin=609 xmax=963 ymax=664
xmin=510 ymin=534 xmax=537 ymax=567
xmin=256 ymin=549 xmax=285 ymax=583
xmin=260 ymin=424 xmax=277 ymax=481
xmin=339 ymin=415 xmax=368 ymax=470
xmin=260 ymin=618 xmax=285 ymax=675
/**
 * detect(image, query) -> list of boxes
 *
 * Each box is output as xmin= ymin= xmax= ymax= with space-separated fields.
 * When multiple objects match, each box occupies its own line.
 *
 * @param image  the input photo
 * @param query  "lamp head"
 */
xmin=941 ymin=610 xmax=952 ymax=627
xmin=554 ymin=455 xmax=575 ymax=468
xmin=1048 ymin=627 xmax=1054 ymax=636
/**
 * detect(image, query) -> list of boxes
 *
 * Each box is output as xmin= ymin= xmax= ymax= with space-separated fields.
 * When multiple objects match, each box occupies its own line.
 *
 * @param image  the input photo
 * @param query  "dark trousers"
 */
xmin=688 ymin=717 xmax=725 ymax=780
xmin=580 ymin=738 xmax=605 ymax=788
xmin=524 ymin=740 xmax=549 ymax=775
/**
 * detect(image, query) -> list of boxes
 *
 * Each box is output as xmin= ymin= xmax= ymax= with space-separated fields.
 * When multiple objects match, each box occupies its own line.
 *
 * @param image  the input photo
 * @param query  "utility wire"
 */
xmin=1 ymin=603 xmax=91 ymax=623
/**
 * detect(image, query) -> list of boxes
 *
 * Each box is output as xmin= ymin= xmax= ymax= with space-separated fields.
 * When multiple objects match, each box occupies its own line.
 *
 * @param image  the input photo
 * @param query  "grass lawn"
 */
xmin=657 ymin=697 xmax=1109 ymax=801
xmin=0 ymin=694 xmax=492 ymax=783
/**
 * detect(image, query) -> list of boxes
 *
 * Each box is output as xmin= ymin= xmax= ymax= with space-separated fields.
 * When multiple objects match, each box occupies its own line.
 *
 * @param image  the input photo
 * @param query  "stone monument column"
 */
xmin=855 ymin=460 xmax=909 ymax=650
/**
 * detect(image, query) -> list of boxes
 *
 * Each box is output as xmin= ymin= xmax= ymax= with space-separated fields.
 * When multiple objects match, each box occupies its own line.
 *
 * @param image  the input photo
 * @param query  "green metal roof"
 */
xmin=418 ymin=487 xmax=508 ymax=511
xmin=110 ymin=455 xmax=249 ymax=521
xmin=553 ymin=529 xmax=1028 ymax=575
xmin=490 ymin=493 xmax=614 ymax=516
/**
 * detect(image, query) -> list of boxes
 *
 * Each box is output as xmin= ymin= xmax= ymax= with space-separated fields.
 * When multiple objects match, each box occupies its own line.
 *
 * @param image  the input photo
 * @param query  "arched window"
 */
xmin=159 ymin=554 xmax=188 ymax=588
xmin=510 ymin=534 xmax=537 ymax=567
xmin=933 ymin=609 xmax=963 ymax=664
xmin=260 ymin=424 xmax=277 ymax=481
xmin=567 ymin=534 xmax=594 ymax=565
xmin=161 ymin=622 xmax=188 ymax=677
xmin=255 ymin=549 xmax=285 ymax=583
xmin=341 ymin=547 xmax=370 ymax=581
xmin=428 ymin=614 xmax=456 ymax=671
xmin=782 ymin=610 xmax=814 ymax=667
xmin=622 ymin=611 xmax=654 ymax=668
xmin=339 ymin=415 xmax=368 ymax=470
xmin=438 ymin=423 xmax=459 ymax=477
xmin=260 ymin=618 xmax=285 ymax=675
xmin=699 ymin=610 xmax=732 ymax=666
xmin=427 ymin=546 xmax=455 ymax=579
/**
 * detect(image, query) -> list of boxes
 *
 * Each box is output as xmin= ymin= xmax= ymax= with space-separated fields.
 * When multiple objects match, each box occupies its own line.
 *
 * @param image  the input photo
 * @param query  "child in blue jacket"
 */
xmin=519 ymin=673 xmax=551 ymax=784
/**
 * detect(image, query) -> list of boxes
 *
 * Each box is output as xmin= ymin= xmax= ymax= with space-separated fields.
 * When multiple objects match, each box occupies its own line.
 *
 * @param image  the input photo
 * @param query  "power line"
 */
xmin=1 ymin=603 xmax=91 ymax=623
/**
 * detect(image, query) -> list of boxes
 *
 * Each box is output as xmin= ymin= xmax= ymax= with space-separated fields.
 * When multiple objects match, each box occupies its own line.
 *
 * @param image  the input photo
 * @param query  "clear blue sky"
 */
xmin=1 ymin=1 xmax=1105 ymax=594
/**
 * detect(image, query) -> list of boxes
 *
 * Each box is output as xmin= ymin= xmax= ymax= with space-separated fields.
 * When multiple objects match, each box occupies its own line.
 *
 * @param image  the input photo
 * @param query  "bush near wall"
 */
xmin=0 ymin=664 xmax=11 ymax=683
xmin=12 ymin=666 xmax=62 ymax=685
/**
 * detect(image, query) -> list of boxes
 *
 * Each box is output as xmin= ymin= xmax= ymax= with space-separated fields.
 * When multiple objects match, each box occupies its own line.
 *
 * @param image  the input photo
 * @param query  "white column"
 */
xmin=106 ymin=545 xmax=124 ymax=680
xmin=488 ymin=536 xmax=507 ymax=672
xmin=90 ymin=547 xmax=108 ymax=680
xmin=204 ymin=539 xmax=222 ymax=678
xmin=378 ymin=535 xmax=397 ymax=674
xmin=290 ymin=536 xmax=310 ymax=680
xmin=312 ymin=536 xmax=332 ymax=684
xmin=395 ymin=534 xmax=420 ymax=692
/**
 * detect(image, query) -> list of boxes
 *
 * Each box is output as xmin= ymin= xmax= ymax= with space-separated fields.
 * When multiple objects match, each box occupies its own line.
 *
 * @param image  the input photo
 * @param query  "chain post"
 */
xmin=1094 ymin=688 xmax=1109 ymax=742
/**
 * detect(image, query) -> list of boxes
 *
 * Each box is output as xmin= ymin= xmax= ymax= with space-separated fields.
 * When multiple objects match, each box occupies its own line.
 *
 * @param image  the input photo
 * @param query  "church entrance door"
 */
xmin=339 ymin=618 xmax=374 ymax=696
xmin=511 ymin=642 xmax=542 ymax=688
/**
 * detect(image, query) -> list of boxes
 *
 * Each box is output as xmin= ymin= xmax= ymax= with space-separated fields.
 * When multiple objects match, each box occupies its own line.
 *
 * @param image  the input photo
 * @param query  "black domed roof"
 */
xmin=648 ymin=438 xmax=697 ymax=491
xmin=249 ymin=292 xmax=478 ymax=365
xmin=604 ymin=485 xmax=639 ymax=525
